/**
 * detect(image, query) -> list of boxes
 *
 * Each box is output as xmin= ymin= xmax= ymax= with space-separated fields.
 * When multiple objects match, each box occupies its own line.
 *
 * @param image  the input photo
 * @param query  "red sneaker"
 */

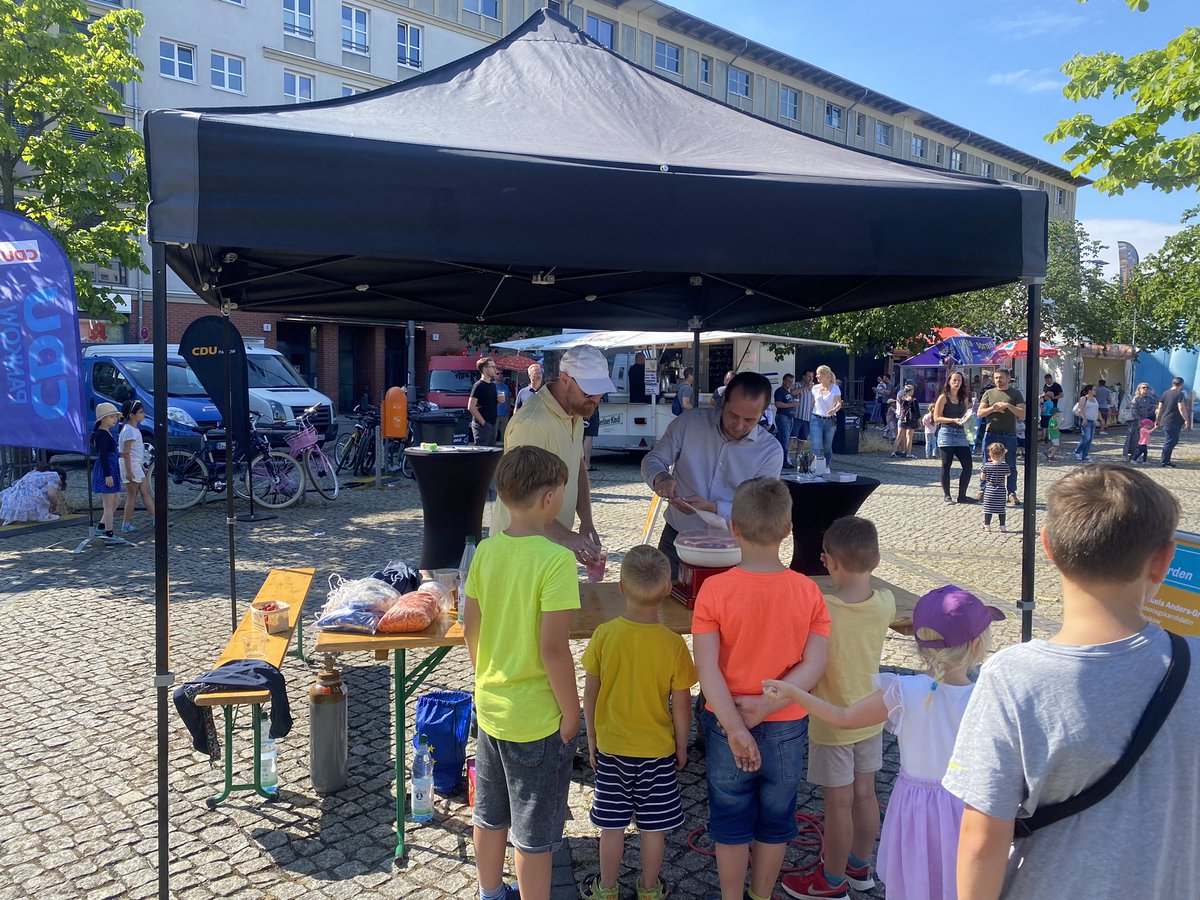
xmin=780 ymin=870 xmax=849 ymax=899
xmin=844 ymin=861 xmax=875 ymax=891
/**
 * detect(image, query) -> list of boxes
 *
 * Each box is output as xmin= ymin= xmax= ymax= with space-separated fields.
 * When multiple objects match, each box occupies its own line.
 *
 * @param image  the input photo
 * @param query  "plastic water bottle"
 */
xmin=261 ymin=737 xmax=279 ymax=794
xmin=457 ymin=536 xmax=476 ymax=624
xmin=410 ymin=735 xmax=435 ymax=822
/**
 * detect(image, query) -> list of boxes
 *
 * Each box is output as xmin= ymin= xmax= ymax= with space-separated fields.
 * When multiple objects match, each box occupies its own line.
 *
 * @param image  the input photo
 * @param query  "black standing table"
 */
xmin=404 ymin=446 xmax=503 ymax=569
xmin=780 ymin=474 xmax=881 ymax=575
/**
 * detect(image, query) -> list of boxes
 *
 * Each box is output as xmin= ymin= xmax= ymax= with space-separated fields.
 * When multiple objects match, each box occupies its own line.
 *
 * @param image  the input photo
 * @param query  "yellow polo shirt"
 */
xmin=492 ymin=385 xmax=584 ymax=534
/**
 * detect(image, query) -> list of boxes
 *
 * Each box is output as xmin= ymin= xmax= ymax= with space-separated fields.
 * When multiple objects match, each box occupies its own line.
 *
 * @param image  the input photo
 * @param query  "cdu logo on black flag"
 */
xmin=179 ymin=316 xmax=252 ymax=454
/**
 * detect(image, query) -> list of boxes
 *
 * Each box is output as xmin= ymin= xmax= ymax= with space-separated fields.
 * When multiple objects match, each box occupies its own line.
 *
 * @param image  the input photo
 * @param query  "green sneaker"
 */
xmin=581 ymin=877 xmax=619 ymax=900
xmin=637 ymin=879 xmax=668 ymax=900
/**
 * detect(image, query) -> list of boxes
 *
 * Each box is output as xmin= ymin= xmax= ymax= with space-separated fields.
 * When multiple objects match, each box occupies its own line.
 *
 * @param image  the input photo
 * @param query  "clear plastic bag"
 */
xmin=377 ymin=591 xmax=443 ymax=634
xmin=316 ymin=575 xmax=402 ymax=634
xmin=417 ymin=579 xmax=453 ymax=616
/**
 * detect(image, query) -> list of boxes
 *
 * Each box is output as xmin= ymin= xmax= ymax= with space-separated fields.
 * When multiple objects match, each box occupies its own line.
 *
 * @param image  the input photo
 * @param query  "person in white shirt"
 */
xmin=119 ymin=399 xmax=155 ymax=532
xmin=810 ymin=365 xmax=843 ymax=460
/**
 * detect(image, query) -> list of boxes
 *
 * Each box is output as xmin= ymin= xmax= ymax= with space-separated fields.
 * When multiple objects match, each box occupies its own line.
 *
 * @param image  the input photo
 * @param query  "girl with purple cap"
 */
xmin=765 ymin=585 xmax=1003 ymax=900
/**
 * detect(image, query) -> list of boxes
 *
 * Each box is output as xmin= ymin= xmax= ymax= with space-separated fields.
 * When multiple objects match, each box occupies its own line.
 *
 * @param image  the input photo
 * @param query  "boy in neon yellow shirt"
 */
xmin=464 ymin=445 xmax=581 ymax=900
xmin=581 ymin=545 xmax=697 ymax=900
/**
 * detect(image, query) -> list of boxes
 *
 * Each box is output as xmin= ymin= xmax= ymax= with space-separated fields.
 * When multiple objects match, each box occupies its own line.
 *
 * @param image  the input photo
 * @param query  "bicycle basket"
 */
xmin=286 ymin=424 xmax=319 ymax=452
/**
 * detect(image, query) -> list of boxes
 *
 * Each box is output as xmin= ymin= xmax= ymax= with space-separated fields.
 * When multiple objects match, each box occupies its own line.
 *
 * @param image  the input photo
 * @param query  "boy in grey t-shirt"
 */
xmin=944 ymin=465 xmax=1200 ymax=900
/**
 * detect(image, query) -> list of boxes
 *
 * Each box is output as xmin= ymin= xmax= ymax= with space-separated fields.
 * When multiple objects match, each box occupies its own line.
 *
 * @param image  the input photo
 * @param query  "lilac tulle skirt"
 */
xmin=877 ymin=770 xmax=964 ymax=900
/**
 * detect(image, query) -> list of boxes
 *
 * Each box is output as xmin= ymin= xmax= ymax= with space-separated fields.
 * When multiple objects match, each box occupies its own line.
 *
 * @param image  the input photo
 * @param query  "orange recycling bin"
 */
xmin=383 ymin=386 xmax=409 ymax=439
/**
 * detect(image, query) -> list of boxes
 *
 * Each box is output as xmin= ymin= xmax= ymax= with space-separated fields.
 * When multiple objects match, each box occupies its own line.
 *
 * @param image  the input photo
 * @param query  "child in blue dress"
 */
xmin=92 ymin=402 xmax=122 ymax=537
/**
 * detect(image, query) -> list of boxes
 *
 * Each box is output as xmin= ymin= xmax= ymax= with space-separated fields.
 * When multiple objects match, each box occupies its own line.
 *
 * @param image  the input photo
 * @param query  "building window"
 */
xmin=464 ymin=0 xmax=500 ymax=20
xmin=935 ymin=143 xmax=944 ymax=165
xmin=342 ymin=5 xmax=368 ymax=53
xmin=780 ymin=87 xmax=798 ymax=121
xmin=219 ymin=0 xmax=246 ymax=5
xmin=911 ymin=135 xmax=926 ymax=159
xmin=1055 ymin=187 xmax=1066 ymax=206
xmin=210 ymin=52 xmax=244 ymax=93
xmin=546 ymin=0 xmax=561 ymax=11
xmin=950 ymin=149 xmax=963 ymax=171
xmin=825 ymin=102 xmax=842 ymax=129
xmin=342 ymin=83 xmax=367 ymax=96
xmin=284 ymin=70 xmax=313 ymax=103
xmin=699 ymin=55 xmax=712 ymax=85
xmin=397 ymin=21 xmax=422 ymax=68
xmin=284 ymin=0 xmax=313 ymax=38
xmin=728 ymin=66 xmax=751 ymax=99
xmin=654 ymin=39 xmax=680 ymax=74
xmin=981 ymin=160 xmax=994 ymax=178
xmin=159 ymin=39 xmax=195 ymax=82
xmin=856 ymin=112 xmax=865 ymax=137
xmin=1010 ymin=171 xmax=1022 ymax=182
xmin=585 ymin=14 xmax=615 ymax=50
xmin=875 ymin=121 xmax=891 ymax=147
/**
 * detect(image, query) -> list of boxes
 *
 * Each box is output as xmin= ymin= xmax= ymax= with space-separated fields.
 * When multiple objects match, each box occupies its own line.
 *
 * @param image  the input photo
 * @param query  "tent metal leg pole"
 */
xmin=151 ymin=242 xmax=172 ymax=900
xmin=1020 ymin=281 xmax=1043 ymax=643
xmin=224 ymin=313 xmax=238 ymax=633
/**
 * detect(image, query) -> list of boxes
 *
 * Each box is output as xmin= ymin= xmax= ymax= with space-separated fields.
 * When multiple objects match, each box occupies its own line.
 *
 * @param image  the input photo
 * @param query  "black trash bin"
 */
xmin=415 ymin=411 xmax=458 ymax=446
xmin=833 ymin=402 xmax=864 ymax=455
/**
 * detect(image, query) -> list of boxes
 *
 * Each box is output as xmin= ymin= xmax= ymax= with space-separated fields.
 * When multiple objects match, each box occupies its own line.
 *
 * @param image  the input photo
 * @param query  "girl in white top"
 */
xmin=810 ymin=365 xmax=842 ymax=459
xmin=765 ymin=586 xmax=1001 ymax=900
xmin=119 ymin=400 xmax=155 ymax=532
xmin=1073 ymin=384 xmax=1100 ymax=463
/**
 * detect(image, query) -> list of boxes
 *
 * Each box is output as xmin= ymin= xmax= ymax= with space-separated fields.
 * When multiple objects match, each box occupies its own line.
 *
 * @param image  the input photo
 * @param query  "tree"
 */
xmin=1126 ymin=209 xmax=1200 ymax=349
xmin=1 ymin=0 xmax=147 ymax=318
xmin=1047 ymin=7 xmax=1200 ymax=195
xmin=456 ymin=324 xmax=555 ymax=350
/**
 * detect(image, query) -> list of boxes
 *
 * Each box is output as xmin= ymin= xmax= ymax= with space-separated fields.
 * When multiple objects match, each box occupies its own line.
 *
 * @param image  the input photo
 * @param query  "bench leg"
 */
xmin=287 ymin=613 xmax=307 ymax=664
xmin=206 ymin=706 xmax=237 ymax=809
xmin=205 ymin=704 xmax=279 ymax=809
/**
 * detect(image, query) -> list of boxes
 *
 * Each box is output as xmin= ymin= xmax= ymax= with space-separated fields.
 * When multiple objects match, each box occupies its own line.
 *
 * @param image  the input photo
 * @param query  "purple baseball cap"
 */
xmin=913 ymin=585 xmax=1005 ymax=649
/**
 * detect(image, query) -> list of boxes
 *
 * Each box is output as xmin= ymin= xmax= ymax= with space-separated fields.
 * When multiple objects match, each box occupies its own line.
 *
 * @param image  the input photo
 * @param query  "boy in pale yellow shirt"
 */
xmin=782 ymin=517 xmax=895 ymax=900
xmin=582 ymin=545 xmax=697 ymax=900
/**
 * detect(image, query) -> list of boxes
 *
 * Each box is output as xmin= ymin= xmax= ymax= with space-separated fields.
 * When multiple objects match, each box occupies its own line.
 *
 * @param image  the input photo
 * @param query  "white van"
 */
xmin=83 ymin=341 xmax=336 ymax=442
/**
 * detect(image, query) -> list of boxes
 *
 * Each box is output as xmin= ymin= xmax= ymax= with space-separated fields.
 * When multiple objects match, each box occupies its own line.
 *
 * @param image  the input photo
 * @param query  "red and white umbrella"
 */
xmin=989 ymin=337 xmax=1059 ymax=360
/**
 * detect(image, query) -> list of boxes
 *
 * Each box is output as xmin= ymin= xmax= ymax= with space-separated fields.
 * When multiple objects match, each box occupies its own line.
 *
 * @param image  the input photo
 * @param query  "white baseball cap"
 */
xmin=559 ymin=345 xmax=616 ymax=396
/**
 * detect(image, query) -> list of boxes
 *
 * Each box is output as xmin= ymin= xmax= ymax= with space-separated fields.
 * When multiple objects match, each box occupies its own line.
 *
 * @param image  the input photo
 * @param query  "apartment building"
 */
xmin=85 ymin=0 xmax=1085 ymax=410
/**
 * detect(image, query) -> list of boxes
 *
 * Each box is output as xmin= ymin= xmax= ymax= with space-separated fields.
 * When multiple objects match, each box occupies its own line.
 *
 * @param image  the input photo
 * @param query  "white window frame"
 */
xmin=284 ymin=69 xmax=314 ymax=103
xmin=981 ymin=160 xmax=994 ymax=178
xmin=585 ymin=13 xmax=615 ymax=50
xmin=950 ymin=149 xmax=963 ymax=172
xmin=654 ymin=39 xmax=681 ymax=75
xmin=546 ymin=0 xmax=561 ymax=11
xmin=875 ymin=121 xmax=891 ymax=147
xmin=779 ymin=87 xmax=799 ymax=121
xmin=825 ymin=102 xmax=843 ymax=130
xmin=397 ymin=20 xmax=422 ymax=69
xmin=159 ymin=39 xmax=196 ymax=83
xmin=1055 ymin=187 xmax=1066 ymax=206
xmin=284 ymin=0 xmax=314 ymax=39
xmin=911 ymin=135 xmax=926 ymax=159
xmin=727 ymin=66 xmax=751 ymax=100
xmin=699 ymin=55 xmax=712 ymax=85
xmin=218 ymin=0 xmax=246 ymax=5
xmin=210 ymin=51 xmax=245 ymax=93
xmin=464 ymin=0 xmax=500 ymax=20
xmin=342 ymin=83 xmax=367 ymax=96
xmin=342 ymin=4 xmax=369 ymax=53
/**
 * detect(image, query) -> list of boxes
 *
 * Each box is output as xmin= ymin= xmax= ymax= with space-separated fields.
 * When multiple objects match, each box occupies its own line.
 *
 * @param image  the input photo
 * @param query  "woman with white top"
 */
xmin=1073 ymin=384 xmax=1099 ymax=463
xmin=810 ymin=365 xmax=842 ymax=460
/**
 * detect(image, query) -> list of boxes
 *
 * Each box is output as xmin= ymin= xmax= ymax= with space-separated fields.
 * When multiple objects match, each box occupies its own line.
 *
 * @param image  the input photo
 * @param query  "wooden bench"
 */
xmin=195 ymin=566 xmax=315 ymax=808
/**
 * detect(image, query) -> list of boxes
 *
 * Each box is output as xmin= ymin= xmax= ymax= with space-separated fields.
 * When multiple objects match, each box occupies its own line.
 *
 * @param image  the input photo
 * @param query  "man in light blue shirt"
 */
xmin=642 ymin=371 xmax=783 ymax=577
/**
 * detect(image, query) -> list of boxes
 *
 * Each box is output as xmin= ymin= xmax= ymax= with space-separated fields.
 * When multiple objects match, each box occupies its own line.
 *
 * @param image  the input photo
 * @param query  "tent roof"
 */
xmin=493 ymin=329 xmax=844 ymax=353
xmin=145 ymin=9 xmax=1046 ymax=331
xmin=901 ymin=335 xmax=997 ymax=367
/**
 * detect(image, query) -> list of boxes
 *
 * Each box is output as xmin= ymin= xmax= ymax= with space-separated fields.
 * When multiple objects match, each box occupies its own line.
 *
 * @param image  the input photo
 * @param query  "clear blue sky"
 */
xmin=676 ymin=0 xmax=1197 ymax=268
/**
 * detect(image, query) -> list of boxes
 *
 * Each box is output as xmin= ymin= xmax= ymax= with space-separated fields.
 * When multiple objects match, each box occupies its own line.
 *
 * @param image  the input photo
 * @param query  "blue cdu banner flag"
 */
xmin=0 ymin=211 xmax=89 ymax=453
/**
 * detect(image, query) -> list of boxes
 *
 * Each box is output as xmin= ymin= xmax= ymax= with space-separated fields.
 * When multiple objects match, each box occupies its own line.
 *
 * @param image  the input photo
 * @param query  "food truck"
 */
xmin=493 ymin=329 xmax=845 ymax=452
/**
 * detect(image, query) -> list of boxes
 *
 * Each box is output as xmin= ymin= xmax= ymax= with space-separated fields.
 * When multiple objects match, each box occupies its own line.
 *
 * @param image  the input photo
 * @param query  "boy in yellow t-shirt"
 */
xmin=464 ymin=446 xmax=582 ymax=900
xmin=782 ymin=517 xmax=895 ymax=900
xmin=581 ymin=545 xmax=697 ymax=900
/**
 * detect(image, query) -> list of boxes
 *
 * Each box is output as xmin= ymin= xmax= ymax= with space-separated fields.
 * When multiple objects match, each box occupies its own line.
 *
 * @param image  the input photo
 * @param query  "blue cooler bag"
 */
xmin=414 ymin=690 xmax=473 ymax=795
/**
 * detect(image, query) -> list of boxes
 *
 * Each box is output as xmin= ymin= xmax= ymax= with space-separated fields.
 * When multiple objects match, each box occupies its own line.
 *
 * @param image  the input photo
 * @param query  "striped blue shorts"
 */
xmin=589 ymin=751 xmax=684 ymax=832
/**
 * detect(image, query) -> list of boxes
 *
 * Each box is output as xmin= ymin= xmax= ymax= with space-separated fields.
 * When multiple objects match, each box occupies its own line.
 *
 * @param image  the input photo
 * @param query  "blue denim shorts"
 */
xmin=473 ymin=728 xmax=576 ymax=853
xmin=703 ymin=711 xmax=808 ymax=845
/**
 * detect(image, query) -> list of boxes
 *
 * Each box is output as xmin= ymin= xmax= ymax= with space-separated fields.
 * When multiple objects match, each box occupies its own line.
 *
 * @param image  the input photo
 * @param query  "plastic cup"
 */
xmin=241 ymin=632 xmax=267 ymax=659
xmin=586 ymin=553 xmax=608 ymax=583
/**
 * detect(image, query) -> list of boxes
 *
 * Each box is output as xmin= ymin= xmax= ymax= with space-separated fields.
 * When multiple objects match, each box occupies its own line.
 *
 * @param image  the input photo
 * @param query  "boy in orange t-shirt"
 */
xmin=693 ymin=477 xmax=831 ymax=900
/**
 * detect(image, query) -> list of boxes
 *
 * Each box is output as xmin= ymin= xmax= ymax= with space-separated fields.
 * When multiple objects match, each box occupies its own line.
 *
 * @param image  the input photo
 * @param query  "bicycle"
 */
xmin=334 ymin=404 xmax=379 ymax=478
xmin=163 ymin=415 xmax=304 ymax=510
xmin=396 ymin=400 xmax=440 ymax=479
xmin=285 ymin=404 xmax=339 ymax=501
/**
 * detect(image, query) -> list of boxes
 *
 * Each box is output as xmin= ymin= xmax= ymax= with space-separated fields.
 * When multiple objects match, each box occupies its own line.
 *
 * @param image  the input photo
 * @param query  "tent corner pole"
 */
xmin=151 ymin=241 xmax=171 ymax=900
xmin=223 ymin=313 xmax=238 ymax=633
xmin=1020 ymin=279 xmax=1044 ymax=644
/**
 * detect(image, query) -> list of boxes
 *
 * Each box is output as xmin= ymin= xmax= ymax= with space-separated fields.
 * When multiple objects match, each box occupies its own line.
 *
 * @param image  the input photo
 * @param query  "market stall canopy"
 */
xmin=901 ymin=335 xmax=997 ymax=367
xmin=144 ymin=10 xmax=1047 ymax=331
xmin=989 ymin=338 xmax=1059 ymax=361
xmin=493 ymin=330 xmax=844 ymax=353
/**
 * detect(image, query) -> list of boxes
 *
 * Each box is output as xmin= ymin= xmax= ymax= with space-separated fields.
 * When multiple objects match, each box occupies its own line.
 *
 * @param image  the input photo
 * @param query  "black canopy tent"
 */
xmin=143 ymin=9 xmax=1046 ymax=895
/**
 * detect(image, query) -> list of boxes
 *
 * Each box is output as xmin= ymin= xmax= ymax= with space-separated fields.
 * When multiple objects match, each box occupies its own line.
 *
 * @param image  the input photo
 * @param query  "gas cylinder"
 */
xmin=309 ymin=654 xmax=348 ymax=794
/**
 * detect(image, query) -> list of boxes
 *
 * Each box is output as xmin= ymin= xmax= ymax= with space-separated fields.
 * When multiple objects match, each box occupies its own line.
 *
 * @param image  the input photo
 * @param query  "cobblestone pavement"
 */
xmin=2 ymin=427 xmax=1197 ymax=900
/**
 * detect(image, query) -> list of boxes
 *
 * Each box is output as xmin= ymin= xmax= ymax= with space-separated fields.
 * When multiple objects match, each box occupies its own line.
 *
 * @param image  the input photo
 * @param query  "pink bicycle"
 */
xmin=286 ymin=405 xmax=339 ymax=500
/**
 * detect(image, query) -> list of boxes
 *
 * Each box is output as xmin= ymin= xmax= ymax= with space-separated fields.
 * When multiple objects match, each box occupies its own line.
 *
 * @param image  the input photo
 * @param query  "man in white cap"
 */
xmin=493 ymin=345 xmax=615 ymax=562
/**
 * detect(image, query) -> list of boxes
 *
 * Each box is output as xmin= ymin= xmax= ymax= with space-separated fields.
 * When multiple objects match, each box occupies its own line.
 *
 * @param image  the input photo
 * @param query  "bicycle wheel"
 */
xmin=245 ymin=450 xmax=304 ymax=509
xmin=354 ymin=430 xmax=377 ymax=477
xmin=304 ymin=447 xmax=340 ymax=500
xmin=400 ymin=438 xmax=416 ymax=479
xmin=335 ymin=432 xmax=359 ymax=473
xmin=164 ymin=450 xmax=209 ymax=510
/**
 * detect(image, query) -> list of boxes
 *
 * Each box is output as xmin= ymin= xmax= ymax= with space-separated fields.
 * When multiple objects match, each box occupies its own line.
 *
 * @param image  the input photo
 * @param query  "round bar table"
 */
xmin=780 ymin=474 xmax=881 ymax=575
xmin=404 ymin=446 xmax=503 ymax=569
